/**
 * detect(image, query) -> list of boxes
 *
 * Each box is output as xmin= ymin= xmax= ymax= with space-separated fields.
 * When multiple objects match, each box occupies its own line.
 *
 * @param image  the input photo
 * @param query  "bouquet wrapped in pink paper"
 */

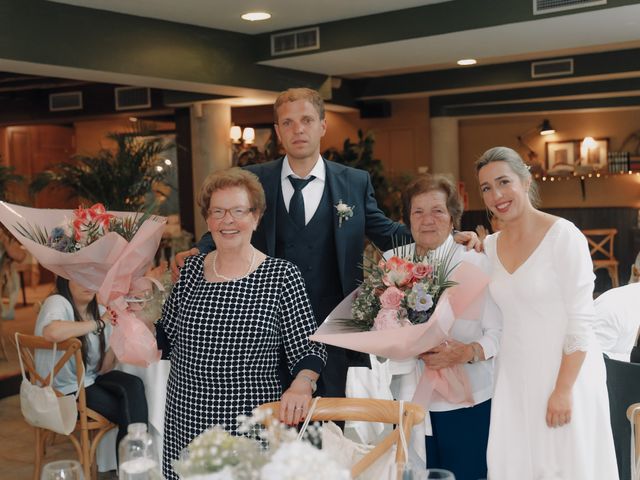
xmin=310 ymin=252 xmax=489 ymax=409
xmin=0 ymin=201 xmax=166 ymax=367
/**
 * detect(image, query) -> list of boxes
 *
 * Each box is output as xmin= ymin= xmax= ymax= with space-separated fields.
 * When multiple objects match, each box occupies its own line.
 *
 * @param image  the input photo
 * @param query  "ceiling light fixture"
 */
xmin=457 ymin=58 xmax=477 ymax=66
xmin=241 ymin=12 xmax=271 ymax=21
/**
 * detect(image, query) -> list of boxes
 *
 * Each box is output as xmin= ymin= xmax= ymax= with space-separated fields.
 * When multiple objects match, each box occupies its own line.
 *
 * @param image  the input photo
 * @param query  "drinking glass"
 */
xmin=426 ymin=468 xmax=455 ymax=479
xmin=40 ymin=460 xmax=85 ymax=480
xmin=388 ymin=463 xmax=421 ymax=480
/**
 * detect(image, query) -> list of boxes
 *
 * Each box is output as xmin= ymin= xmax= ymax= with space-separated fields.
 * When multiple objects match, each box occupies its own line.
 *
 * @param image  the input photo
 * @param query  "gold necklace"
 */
xmin=212 ymin=247 xmax=256 ymax=281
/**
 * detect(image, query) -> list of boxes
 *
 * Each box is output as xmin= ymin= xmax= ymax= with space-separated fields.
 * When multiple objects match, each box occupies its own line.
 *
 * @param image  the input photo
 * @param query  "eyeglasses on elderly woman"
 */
xmin=207 ymin=207 xmax=256 ymax=220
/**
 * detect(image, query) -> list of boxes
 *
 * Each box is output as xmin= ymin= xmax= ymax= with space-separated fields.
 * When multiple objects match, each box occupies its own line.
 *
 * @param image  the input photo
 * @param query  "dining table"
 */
xmin=96 ymin=359 xmax=170 ymax=472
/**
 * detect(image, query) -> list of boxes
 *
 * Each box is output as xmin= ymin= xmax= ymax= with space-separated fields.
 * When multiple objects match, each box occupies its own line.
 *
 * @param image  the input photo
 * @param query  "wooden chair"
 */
xmin=257 ymin=398 xmax=425 ymax=479
xmin=15 ymin=333 xmax=116 ymax=480
xmin=582 ymin=228 xmax=620 ymax=288
xmin=627 ymin=403 xmax=640 ymax=480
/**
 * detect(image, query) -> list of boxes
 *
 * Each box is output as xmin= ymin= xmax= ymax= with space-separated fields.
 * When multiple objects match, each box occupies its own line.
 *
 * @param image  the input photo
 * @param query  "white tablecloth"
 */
xmin=96 ymin=359 xmax=170 ymax=472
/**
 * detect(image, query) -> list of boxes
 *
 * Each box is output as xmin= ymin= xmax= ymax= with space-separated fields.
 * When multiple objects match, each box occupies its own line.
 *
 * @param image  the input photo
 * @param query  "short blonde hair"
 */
xmin=274 ymin=88 xmax=325 ymax=123
xmin=198 ymin=167 xmax=266 ymax=220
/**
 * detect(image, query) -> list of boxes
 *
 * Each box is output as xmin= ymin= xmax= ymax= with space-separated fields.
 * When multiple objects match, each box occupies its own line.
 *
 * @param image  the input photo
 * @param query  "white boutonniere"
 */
xmin=334 ymin=200 xmax=354 ymax=227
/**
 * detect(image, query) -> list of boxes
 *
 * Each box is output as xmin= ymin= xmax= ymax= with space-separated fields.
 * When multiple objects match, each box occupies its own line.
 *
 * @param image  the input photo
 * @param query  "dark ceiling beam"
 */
xmin=0 ymin=0 xmax=327 ymax=95
xmin=255 ymin=0 xmax=637 ymax=60
xmin=353 ymin=47 xmax=640 ymax=99
xmin=0 ymin=83 xmax=170 ymax=126
xmin=433 ymin=95 xmax=640 ymax=117
xmin=430 ymin=77 xmax=640 ymax=116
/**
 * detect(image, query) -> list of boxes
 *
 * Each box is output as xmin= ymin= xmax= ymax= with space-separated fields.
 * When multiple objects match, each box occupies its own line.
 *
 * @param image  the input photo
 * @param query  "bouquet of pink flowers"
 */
xmin=0 ymin=201 xmax=166 ymax=367
xmin=311 ymin=246 xmax=489 ymax=409
xmin=350 ymin=246 xmax=457 ymax=332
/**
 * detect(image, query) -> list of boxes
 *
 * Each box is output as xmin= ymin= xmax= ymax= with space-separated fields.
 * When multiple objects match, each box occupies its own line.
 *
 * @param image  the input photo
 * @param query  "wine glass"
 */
xmin=426 ymin=468 xmax=455 ymax=479
xmin=40 ymin=460 xmax=85 ymax=480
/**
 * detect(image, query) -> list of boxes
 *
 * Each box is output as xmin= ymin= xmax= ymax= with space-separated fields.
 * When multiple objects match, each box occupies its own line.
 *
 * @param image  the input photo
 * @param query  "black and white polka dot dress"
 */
xmin=158 ymin=254 xmax=326 ymax=480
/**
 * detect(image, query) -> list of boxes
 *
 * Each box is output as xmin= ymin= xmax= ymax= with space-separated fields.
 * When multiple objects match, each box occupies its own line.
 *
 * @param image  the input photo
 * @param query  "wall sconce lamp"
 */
xmin=230 ymin=126 xmax=255 ymax=145
xmin=539 ymin=119 xmax=556 ymax=136
xmin=517 ymin=119 xmax=557 ymax=163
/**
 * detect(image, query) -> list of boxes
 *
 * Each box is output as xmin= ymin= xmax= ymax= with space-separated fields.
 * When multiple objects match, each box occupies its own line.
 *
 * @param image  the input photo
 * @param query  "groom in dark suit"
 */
xmin=177 ymin=88 xmax=476 ymax=398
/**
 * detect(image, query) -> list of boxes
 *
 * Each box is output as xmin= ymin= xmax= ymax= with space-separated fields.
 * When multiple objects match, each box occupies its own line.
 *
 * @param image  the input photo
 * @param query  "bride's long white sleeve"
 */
xmin=553 ymin=223 xmax=597 ymax=354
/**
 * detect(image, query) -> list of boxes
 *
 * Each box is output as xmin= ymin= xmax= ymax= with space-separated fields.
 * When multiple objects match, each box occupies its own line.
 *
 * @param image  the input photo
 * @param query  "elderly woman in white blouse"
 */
xmin=387 ymin=174 xmax=501 ymax=480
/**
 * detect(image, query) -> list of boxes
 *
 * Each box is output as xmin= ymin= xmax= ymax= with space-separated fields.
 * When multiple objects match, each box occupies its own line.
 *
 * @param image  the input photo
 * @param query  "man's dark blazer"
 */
xmin=197 ymin=158 xmax=410 ymax=395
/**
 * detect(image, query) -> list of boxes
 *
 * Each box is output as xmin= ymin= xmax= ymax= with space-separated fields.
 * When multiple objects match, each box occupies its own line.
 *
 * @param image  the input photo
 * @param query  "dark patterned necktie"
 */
xmin=288 ymin=175 xmax=316 ymax=228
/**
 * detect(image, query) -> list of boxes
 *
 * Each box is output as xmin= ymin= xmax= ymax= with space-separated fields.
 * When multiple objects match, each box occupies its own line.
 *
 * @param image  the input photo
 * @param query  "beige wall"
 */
xmin=459 ymin=109 xmax=640 ymax=210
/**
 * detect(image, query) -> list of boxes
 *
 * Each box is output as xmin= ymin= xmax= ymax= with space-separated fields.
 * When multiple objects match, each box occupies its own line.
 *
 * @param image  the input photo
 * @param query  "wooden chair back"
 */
xmin=582 ymin=228 xmax=620 ymax=287
xmin=628 ymin=403 xmax=640 ymax=479
xmin=257 ymin=398 xmax=425 ymax=479
xmin=15 ymin=333 xmax=116 ymax=480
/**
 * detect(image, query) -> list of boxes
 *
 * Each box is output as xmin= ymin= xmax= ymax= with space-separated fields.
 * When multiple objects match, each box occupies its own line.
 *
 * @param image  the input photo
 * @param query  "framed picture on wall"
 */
xmin=545 ymin=141 xmax=576 ymax=174
xmin=577 ymin=137 xmax=608 ymax=171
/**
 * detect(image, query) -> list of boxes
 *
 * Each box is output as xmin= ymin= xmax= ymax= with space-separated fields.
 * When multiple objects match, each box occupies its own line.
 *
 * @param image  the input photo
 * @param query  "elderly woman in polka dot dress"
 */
xmin=157 ymin=167 xmax=327 ymax=480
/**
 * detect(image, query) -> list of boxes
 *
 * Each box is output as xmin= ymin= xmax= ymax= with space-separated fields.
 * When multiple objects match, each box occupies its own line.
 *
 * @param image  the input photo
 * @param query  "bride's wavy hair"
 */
xmin=475 ymin=146 xmax=541 ymax=208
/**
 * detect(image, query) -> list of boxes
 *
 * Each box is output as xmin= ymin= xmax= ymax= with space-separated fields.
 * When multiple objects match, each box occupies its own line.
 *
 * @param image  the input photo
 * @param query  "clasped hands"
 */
xmin=420 ymin=338 xmax=474 ymax=369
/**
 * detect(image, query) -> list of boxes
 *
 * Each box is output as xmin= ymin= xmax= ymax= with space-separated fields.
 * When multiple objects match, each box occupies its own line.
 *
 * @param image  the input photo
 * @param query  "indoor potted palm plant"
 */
xmin=30 ymin=128 xmax=174 ymax=211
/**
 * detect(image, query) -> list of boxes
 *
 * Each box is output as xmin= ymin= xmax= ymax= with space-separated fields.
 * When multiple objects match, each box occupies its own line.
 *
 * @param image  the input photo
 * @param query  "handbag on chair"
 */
xmin=16 ymin=332 xmax=82 ymax=435
xmin=298 ymin=397 xmax=410 ymax=480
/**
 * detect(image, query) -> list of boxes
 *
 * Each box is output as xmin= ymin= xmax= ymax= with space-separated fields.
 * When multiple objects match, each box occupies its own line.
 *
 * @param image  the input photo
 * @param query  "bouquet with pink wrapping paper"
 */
xmin=0 ymin=201 xmax=166 ymax=367
xmin=310 ymin=260 xmax=489 ymax=409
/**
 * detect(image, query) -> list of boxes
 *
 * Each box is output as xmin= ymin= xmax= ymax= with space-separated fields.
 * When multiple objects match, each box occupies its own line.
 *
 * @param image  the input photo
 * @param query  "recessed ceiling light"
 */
xmin=457 ymin=58 xmax=477 ymax=66
xmin=241 ymin=12 xmax=271 ymax=21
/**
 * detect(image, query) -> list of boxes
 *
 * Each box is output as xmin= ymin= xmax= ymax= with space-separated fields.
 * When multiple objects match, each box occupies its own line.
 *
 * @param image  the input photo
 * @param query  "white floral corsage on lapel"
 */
xmin=334 ymin=200 xmax=354 ymax=227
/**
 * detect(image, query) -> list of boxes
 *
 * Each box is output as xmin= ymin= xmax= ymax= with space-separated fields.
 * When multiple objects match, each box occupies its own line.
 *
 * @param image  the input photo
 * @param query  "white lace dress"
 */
xmin=484 ymin=219 xmax=618 ymax=480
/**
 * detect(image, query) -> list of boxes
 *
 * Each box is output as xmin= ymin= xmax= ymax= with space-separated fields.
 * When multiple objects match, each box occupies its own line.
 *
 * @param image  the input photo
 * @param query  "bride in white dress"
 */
xmin=476 ymin=147 xmax=618 ymax=480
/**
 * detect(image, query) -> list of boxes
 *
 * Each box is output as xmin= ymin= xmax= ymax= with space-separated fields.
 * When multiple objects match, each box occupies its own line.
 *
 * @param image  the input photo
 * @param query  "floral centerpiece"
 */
xmin=173 ymin=409 xmax=350 ymax=480
xmin=350 ymin=243 xmax=457 ymax=331
xmin=0 ymin=201 xmax=166 ymax=366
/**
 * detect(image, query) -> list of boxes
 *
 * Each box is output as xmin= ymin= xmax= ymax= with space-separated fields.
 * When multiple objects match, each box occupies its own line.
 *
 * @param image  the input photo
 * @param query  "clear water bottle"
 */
xmin=118 ymin=423 xmax=163 ymax=480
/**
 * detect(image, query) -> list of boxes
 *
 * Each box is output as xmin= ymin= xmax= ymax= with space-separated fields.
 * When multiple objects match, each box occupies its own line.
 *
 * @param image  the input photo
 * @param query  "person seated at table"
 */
xmin=385 ymin=174 xmax=501 ymax=480
xmin=593 ymin=282 xmax=640 ymax=361
xmin=35 ymin=276 xmax=148 ymax=458
xmin=156 ymin=167 xmax=327 ymax=480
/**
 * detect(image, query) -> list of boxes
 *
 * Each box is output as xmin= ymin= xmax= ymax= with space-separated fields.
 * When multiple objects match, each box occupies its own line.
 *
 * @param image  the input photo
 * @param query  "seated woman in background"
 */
xmin=35 ymin=276 xmax=148 ymax=455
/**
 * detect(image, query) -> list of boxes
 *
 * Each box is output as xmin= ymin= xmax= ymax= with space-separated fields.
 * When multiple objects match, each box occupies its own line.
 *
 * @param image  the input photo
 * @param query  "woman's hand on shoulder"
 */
xmin=171 ymin=247 xmax=200 ymax=282
xmin=453 ymin=230 xmax=483 ymax=252
xmin=546 ymin=387 xmax=572 ymax=428
xmin=279 ymin=377 xmax=313 ymax=426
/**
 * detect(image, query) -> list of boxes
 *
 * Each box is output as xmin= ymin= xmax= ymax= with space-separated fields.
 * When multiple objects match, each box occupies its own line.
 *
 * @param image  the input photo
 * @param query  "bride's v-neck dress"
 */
xmin=484 ymin=219 xmax=618 ymax=480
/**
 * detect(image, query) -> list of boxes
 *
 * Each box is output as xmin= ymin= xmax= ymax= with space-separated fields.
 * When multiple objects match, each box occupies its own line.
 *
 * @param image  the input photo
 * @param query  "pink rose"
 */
xmin=413 ymin=263 xmax=434 ymax=279
xmin=379 ymin=286 xmax=404 ymax=309
xmin=373 ymin=308 xmax=402 ymax=330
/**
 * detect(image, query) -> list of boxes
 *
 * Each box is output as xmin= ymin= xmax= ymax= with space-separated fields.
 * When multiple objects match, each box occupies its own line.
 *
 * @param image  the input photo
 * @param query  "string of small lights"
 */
xmin=534 ymin=171 xmax=640 ymax=182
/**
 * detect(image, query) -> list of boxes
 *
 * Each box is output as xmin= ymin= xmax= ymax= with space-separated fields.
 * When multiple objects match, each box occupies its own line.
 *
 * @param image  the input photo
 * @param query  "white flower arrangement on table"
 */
xmin=334 ymin=200 xmax=354 ymax=227
xmin=173 ymin=408 xmax=350 ymax=480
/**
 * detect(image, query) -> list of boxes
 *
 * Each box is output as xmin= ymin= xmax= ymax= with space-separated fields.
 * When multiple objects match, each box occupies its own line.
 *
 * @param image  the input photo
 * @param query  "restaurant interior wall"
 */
xmin=459 ymin=108 xmax=640 ymax=210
